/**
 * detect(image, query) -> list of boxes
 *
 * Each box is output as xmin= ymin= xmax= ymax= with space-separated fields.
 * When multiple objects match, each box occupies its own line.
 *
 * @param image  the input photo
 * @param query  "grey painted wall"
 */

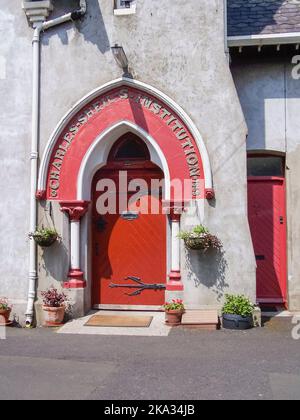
xmin=232 ymin=55 xmax=300 ymax=310
xmin=0 ymin=0 xmax=256 ymax=323
xmin=232 ymin=61 xmax=286 ymax=152
xmin=0 ymin=1 xmax=32 ymax=319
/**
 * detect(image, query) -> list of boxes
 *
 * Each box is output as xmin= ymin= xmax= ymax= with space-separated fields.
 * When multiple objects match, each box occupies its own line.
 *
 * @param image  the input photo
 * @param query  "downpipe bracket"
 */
xmin=71 ymin=9 xmax=85 ymax=21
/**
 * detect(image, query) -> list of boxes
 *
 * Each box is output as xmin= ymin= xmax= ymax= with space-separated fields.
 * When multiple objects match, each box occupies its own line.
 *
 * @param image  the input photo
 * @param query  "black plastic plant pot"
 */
xmin=222 ymin=313 xmax=253 ymax=330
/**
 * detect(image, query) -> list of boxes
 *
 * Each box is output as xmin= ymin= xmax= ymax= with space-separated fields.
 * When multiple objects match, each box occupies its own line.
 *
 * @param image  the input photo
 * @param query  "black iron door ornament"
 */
xmin=109 ymin=276 xmax=166 ymax=296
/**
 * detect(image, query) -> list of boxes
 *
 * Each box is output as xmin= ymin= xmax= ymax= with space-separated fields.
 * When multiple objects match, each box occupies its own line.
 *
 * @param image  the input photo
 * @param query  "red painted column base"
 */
xmin=167 ymin=271 xmax=184 ymax=291
xmin=64 ymin=269 xmax=87 ymax=289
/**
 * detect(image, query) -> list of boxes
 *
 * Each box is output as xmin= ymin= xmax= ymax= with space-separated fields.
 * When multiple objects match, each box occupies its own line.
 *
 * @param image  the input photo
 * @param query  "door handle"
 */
xmin=280 ymin=216 xmax=284 ymax=225
xmin=95 ymin=243 xmax=100 ymax=257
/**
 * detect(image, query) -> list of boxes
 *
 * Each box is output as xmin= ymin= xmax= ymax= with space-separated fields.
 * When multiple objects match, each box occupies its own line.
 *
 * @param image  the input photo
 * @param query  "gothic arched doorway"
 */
xmin=91 ymin=133 xmax=167 ymax=306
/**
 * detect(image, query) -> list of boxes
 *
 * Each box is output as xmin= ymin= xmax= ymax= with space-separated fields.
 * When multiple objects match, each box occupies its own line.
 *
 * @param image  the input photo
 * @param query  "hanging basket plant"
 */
xmin=178 ymin=225 xmax=222 ymax=252
xmin=29 ymin=227 xmax=59 ymax=248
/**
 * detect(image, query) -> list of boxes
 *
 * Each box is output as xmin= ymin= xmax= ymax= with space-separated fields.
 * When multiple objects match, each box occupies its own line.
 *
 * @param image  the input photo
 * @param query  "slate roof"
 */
xmin=228 ymin=0 xmax=300 ymax=36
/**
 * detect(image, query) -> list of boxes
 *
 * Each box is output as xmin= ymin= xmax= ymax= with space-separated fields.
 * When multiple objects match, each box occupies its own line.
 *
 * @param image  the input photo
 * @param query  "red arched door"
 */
xmin=91 ymin=134 xmax=167 ymax=306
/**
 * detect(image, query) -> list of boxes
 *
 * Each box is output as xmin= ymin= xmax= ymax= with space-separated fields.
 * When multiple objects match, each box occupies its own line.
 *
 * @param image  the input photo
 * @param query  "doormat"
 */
xmin=84 ymin=315 xmax=153 ymax=328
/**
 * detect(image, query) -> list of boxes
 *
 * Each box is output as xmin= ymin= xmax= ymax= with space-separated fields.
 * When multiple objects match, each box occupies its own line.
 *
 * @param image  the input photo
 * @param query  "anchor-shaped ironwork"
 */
xmin=109 ymin=276 xmax=166 ymax=296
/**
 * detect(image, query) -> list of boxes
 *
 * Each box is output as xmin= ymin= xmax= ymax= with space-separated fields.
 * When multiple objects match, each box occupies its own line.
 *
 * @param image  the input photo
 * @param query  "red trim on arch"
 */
xmin=45 ymin=86 xmax=207 ymax=202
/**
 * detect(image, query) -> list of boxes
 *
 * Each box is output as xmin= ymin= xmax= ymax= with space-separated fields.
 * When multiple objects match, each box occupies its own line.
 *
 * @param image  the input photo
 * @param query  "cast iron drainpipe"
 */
xmin=25 ymin=1 xmax=87 ymax=328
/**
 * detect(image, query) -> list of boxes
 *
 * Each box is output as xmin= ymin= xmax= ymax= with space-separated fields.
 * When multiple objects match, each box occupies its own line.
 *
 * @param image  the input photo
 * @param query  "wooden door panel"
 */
xmin=92 ymin=168 xmax=166 ymax=306
xmin=248 ymin=178 xmax=287 ymax=303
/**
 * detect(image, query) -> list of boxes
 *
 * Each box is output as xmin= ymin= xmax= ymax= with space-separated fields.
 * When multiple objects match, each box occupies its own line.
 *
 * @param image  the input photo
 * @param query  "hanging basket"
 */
xmin=179 ymin=226 xmax=223 ymax=252
xmin=30 ymin=232 xmax=58 ymax=248
xmin=184 ymin=237 xmax=208 ymax=251
xmin=184 ymin=234 xmax=222 ymax=251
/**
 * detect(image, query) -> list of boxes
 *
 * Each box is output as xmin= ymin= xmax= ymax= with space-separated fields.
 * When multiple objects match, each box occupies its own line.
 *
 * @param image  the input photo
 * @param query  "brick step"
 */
xmin=181 ymin=310 xmax=219 ymax=330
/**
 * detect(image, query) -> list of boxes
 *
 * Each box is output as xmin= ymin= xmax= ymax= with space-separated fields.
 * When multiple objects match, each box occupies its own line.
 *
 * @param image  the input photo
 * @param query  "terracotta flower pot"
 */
xmin=0 ymin=308 xmax=12 ymax=326
xmin=42 ymin=306 xmax=65 ymax=327
xmin=165 ymin=309 xmax=183 ymax=326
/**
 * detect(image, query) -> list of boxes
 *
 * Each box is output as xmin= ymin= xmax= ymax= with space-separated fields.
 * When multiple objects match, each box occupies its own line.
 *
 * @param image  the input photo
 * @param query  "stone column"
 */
xmin=167 ymin=204 xmax=184 ymax=291
xmin=59 ymin=200 xmax=90 ymax=289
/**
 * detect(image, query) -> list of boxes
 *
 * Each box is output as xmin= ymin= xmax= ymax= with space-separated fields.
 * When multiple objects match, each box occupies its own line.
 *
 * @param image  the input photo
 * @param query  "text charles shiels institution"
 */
xmin=48 ymin=88 xmax=203 ymax=199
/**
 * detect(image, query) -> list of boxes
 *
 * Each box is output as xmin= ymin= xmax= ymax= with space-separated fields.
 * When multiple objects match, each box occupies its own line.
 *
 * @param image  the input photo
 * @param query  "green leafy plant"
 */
xmin=29 ymin=227 xmax=59 ymax=247
xmin=163 ymin=299 xmax=185 ymax=312
xmin=178 ymin=225 xmax=222 ymax=251
xmin=0 ymin=298 xmax=11 ymax=311
xmin=222 ymin=294 xmax=255 ymax=317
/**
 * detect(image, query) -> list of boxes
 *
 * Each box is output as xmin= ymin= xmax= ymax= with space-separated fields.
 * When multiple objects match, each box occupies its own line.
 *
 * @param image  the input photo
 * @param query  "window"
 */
xmin=114 ymin=0 xmax=136 ymax=15
xmin=109 ymin=134 xmax=150 ymax=161
xmin=247 ymin=156 xmax=284 ymax=177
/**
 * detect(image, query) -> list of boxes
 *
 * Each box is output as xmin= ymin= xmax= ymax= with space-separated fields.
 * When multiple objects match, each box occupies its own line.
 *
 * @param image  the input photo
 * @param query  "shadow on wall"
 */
xmin=43 ymin=0 xmax=110 ymax=54
xmin=227 ymin=0 xmax=289 ymax=36
xmin=40 ymin=240 xmax=69 ymax=286
xmin=186 ymin=248 xmax=229 ymax=302
xmin=37 ymin=202 xmax=69 ymax=286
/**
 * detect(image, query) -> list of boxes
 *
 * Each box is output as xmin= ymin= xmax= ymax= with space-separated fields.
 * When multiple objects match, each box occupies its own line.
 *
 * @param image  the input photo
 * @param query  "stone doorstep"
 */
xmin=181 ymin=310 xmax=220 ymax=330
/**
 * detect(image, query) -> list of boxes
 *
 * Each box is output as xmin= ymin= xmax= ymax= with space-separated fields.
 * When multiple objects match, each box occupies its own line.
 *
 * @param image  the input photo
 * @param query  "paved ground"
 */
xmin=0 ymin=317 xmax=299 ymax=400
xmin=58 ymin=310 xmax=171 ymax=336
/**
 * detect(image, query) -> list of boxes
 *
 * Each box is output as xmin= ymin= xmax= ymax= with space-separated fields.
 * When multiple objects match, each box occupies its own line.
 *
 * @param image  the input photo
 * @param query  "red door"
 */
xmin=92 ymin=165 xmax=166 ymax=306
xmin=248 ymin=177 xmax=287 ymax=304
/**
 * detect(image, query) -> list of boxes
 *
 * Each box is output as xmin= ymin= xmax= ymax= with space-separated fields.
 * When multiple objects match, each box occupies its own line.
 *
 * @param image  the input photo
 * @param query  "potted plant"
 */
xmin=29 ymin=227 xmax=59 ymax=248
xmin=0 ymin=298 xmax=12 ymax=326
xmin=222 ymin=294 xmax=255 ymax=330
xmin=41 ymin=287 xmax=68 ymax=327
xmin=178 ymin=225 xmax=222 ymax=251
xmin=164 ymin=299 xmax=185 ymax=326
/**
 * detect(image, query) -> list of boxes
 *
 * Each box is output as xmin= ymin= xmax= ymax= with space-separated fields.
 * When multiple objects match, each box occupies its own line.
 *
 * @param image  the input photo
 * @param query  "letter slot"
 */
xmin=121 ymin=211 xmax=139 ymax=221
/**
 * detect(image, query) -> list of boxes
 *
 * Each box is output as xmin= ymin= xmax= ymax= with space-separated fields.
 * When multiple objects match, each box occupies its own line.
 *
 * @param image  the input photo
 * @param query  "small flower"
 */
xmin=0 ymin=297 xmax=10 ymax=311
xmin=163 ymin=299 xmax=185 ymax=312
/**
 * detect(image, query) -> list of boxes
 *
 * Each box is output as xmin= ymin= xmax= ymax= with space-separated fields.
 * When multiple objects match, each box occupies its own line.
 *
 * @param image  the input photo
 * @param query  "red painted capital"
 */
xmin=169 ymin=210 xmax=182 ymax=222
xmin=205 ymin=188 xmax=215 ymax=200
xmin=59 ymin=200 xmax=90 ymax=221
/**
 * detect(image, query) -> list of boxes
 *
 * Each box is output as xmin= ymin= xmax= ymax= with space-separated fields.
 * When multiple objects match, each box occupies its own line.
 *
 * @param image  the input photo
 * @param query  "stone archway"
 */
xmin=37 ymin=78 xmax=214 ymax=298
